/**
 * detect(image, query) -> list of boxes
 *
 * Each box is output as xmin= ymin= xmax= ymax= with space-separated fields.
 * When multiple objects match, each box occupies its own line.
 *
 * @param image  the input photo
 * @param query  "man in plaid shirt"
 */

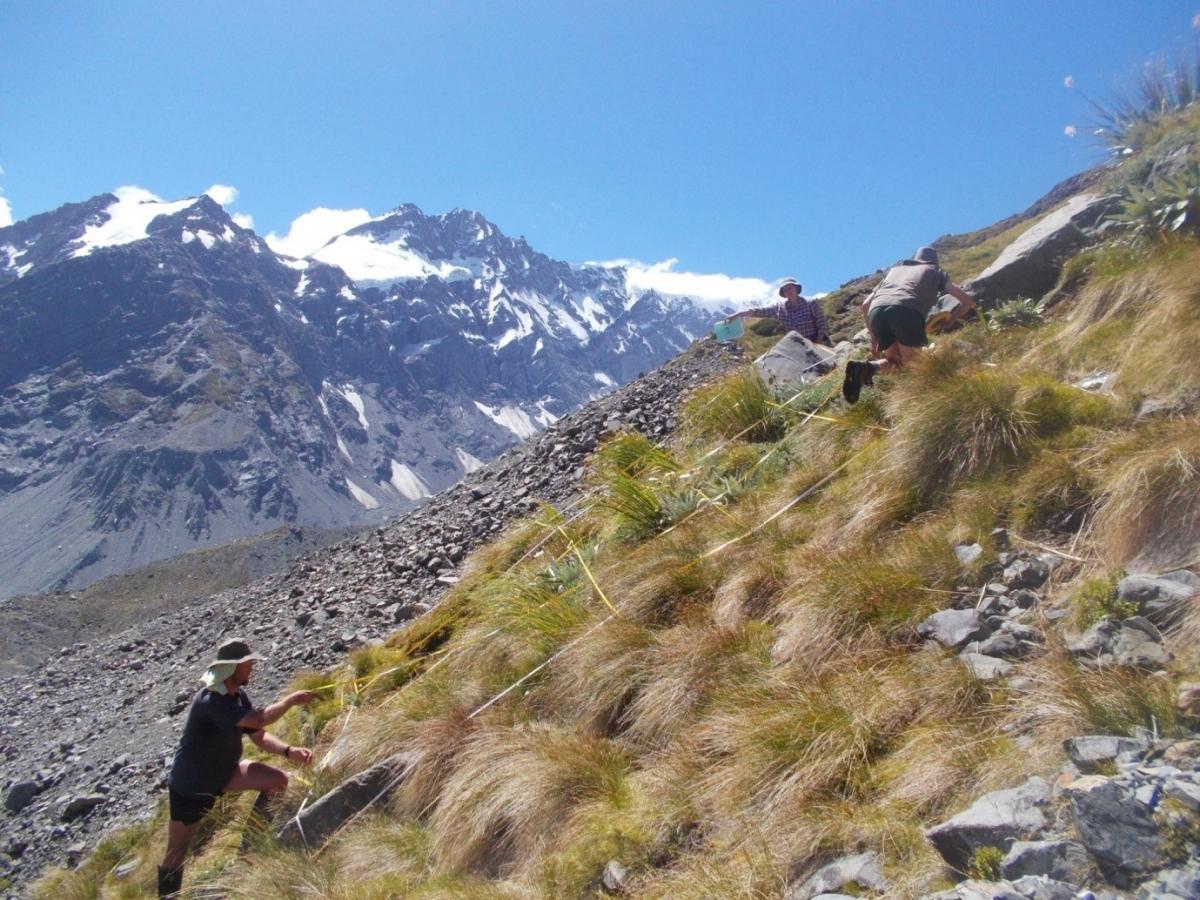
xmin=725 ymin=278 xmax=831 ymax=345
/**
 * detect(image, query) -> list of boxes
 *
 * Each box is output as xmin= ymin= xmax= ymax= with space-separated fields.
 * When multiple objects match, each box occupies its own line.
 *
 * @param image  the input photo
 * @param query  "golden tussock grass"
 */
xmin=429 ymin=722 xmax=631 ymax=875
xmin=1093 ymin=418 xmax=1200 ymax=570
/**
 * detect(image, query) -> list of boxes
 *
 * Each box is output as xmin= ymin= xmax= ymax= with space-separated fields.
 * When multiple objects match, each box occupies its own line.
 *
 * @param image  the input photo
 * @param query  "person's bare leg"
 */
xmin=879 ymin=342 xmax=920 ymax=373
xmin=161 ymin=820 xmax=198 ymax=872
xmin=224 ymin=759 xmax=289 ymax=795
xmin=225 ymin=759 xmax=289 ymax=851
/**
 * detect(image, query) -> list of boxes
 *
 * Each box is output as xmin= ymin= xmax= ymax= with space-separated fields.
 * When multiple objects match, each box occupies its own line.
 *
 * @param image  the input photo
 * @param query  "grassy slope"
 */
xmin=37 ymin=119 xmax=1200 ymax=900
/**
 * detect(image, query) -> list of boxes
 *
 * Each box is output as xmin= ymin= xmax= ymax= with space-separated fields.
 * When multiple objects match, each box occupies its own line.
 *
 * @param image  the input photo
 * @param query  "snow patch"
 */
xmin=312 ymin=231 xmax=478 ymax=287
xmin=336 ymin=435 xmax=352 ymax=461
xmin=474 ymin=400 xmax=539 ymax=440
xmin=339 ymin=285 xmax=356 ymax=301
xmin=387 ymin=460 xmax=431 ymax=500
xmin=593 ymin=371 xmax=616 ymax=387
xmin=345 ymin=477 xmax=379 ymax=509
xmin=338 ymin=385 xmax=369 ymax=429
xmin=72 ymin=186 xmax=197 ymax=257
xmin=295 ymin=274 xmax=310 ymax=297
xmin=455 ymin=447 xmax=485 ymax=473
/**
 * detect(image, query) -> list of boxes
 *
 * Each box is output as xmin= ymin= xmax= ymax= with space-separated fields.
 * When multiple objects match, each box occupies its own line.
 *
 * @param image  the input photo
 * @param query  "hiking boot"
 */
xmin=842 ymin=361 xmax=864 ymax=404
xmin=859 ymin=361 xmax=877 ymax=386
xmin=157 ymin=865 xmax=183 ymax=898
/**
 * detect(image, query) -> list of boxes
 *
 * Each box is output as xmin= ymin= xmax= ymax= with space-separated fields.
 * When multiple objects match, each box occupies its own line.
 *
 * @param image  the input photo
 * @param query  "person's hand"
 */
xmin=287 ymin=746 xmax=314 ymax=766
xmin=286 ymin=690 xmax=315 ymax=707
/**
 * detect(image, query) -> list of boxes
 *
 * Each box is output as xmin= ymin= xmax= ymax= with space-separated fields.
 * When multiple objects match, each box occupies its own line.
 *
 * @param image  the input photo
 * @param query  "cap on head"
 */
xmin=913 ymin=247 xmax=939 ymax=265
xmin=778 ymin=277 xmax=802 ymax=297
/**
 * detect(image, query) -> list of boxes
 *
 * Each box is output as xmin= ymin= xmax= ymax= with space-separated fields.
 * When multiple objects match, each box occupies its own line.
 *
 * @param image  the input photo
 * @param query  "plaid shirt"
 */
xmin=744 ymin=299 xmax=831 ymax=345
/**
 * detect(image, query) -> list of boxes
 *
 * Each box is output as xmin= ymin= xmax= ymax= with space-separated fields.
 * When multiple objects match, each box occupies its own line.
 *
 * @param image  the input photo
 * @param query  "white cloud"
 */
xmin=231 ymin=212 xmax=255 ymax=229
xmin=266 ymin=207 xmax=372 ymax=259
xmin=589 ymin=257 xmax=779 ymax=311
xmin=204 ymin=184 xmax=239 ymax=206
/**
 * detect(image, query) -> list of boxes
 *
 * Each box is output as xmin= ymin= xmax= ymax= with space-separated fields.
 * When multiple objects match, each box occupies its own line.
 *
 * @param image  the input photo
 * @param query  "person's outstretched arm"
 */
xmin=236 ymin=690 xmax=314 ymax=731
xmin=946 ymin=283 xmax=977 ymax=320
xmin=725 ymin=306 xmax=773 ymax=322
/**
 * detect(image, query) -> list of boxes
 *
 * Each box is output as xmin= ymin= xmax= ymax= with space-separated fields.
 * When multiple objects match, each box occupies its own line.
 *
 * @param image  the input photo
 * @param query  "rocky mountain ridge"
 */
xmin=0 ymin=188 xmax=720 ymax=599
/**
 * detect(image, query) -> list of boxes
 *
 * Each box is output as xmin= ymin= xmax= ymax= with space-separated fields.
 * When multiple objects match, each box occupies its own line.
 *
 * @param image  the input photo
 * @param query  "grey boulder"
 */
xmin=955 ymin=543 xmax=984 ymax=566
xmin=964 ymin=193 xmax=1118 ymax=303
xmin=1067 ymin=616 xmax=1170 ymax=669
xmin=277 ymin=751 xmax=418 ymax=849
xmin=926 ymin=776 xmax=1051 ymax=871
xmin=4 ymin=780 xmax=41 ymax=814
xmin=1063 ymin=735 xmax=1147 ymax=773
xmin=959 ymin=652 xmax=1014 ymax=681
xmin=60 ymin=794 xmax=106 ymax=821
xmin=919 ymin=608 xmax=988 ymax=650
xmin=1117 ymin=571 xmax=1196 ymax=630
xmin=1065 ymin=775 xmax=1164 ymax=887
xmin=754 ymin=333 xmax=837 ymax=389
xmin=786 ymin=850 xmax=889 ymax=900
xmin=1000 ymin=839 xmax=1092 ymax=883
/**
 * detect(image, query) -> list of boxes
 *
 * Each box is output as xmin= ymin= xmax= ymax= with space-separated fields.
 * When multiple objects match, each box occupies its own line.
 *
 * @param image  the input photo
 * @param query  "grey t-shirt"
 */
xmin=868 ymin=261 xmax=950 ymax=317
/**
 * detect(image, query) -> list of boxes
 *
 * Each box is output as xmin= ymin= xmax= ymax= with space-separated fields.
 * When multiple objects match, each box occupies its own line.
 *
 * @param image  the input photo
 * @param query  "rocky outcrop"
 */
xmin=786 ymin=851 xmax=889 ymax=900
xmin=753 ymin=333 xmax=840 ymax=390
xmin=964 ymin=193 xmax=1119 ymax=304
xmin=925 ymin=777 xmax=1052 ymax=871
xmin=923 ymin=736 xmax=1200 ymax=897
xmin=277 ymin=752 xmax=418 ymax=849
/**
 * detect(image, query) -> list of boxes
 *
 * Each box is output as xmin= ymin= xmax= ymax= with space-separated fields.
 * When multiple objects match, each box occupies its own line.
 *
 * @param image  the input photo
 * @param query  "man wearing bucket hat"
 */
xmin=724 ymin=277 xmax=831 ymax=346
xmin=157 ymin=638 xmax=314 ymax=897
xmin=842 ymin=246 xmax=978 ymax=403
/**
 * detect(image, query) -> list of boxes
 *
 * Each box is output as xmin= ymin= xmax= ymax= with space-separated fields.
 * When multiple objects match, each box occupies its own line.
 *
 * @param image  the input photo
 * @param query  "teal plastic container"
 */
xmin=713 ymin=318 xmax=744 ymax=342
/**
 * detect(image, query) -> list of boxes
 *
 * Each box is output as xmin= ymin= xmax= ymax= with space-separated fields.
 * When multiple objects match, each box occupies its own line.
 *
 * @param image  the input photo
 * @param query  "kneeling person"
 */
xmin=843 ymin=246 xmax=977 ymax=403
xmin=158 ymin=638 xmax=314 ymax=897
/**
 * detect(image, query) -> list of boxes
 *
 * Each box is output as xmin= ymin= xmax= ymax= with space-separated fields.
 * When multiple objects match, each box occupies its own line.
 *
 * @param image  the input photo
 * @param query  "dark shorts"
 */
xmin=168 ymin=787 xmax=219 ymax=825
xmin=868 ymin=304 xmax=927 ymax=351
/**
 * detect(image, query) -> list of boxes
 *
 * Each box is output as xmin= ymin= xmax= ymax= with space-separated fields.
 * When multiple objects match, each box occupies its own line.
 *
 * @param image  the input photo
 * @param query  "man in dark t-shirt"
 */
xmin=157 ymin=639 xmax=314 ymax=897
xmin=842 ymin=246 xmax=978 ymax=403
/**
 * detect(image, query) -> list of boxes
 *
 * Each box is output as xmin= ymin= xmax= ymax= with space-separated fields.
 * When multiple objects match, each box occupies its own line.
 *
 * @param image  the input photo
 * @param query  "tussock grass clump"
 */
xmin=430 ymin=723 xmax=631 ymax=874
xmin=626 ymin=618 xmax=773 ymax=750
xmin=683 ymin=367 xmax=785 ymax=444
xmin=1016 ymin=655 xmax=1183 ymax=739
xmin=1011 ymin=448 xmax=1100 ymax=534
xmin=1094 ymin=419 xmax=1200 ymax=568
xmin=1031 ymin=243 xmax=1200 ymax=405
xmin=886 ymin=357 xmax=1033 ymax=503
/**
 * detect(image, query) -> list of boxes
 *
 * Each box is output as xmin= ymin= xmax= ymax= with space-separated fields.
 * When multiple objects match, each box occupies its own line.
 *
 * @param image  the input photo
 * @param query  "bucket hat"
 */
xmin=199 ymin=638 xmax=264 ymax=691
xmin=913 ymin=247 xmax=939 ymax=265
xmin=778 ymin=277 xmax=802 ymax=297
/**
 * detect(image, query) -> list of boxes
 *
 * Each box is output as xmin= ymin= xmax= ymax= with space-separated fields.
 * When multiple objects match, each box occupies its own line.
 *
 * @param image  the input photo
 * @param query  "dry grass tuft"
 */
xmin=1094 ymin=418 xmax=1200 ymax=569
xmin=430 ymin=723 xmax=631 ymax=875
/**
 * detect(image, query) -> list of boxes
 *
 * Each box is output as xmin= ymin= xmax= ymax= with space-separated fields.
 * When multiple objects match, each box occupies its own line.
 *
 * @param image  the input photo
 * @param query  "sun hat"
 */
xmin=778 ymin=277 xmax=803 ymax=297
xmin=913 ymin=247 xmax=939 ymax=265
xmin=199 ymin=638 xmax=265 ymax=692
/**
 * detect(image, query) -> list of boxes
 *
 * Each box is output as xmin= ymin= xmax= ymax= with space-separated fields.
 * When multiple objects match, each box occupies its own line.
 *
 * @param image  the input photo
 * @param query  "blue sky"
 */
xmin=2 ymin=1 xmax=1198 ymax=295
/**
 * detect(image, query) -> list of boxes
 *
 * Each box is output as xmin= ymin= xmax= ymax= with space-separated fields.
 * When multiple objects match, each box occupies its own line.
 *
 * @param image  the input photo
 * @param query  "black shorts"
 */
xmin=168 ymin=787 xmax=218 ymax=825
xmin=868 ymin=305 xmax=927 ymax=351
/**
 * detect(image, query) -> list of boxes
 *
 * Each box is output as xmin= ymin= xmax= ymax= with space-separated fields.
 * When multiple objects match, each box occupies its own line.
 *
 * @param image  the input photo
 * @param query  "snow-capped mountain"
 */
xmin=0 ymin=189 xmax=720 ymax=598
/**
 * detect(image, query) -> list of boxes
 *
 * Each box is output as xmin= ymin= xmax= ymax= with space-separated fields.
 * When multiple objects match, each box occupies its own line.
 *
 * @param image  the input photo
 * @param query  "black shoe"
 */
xmin=842 ymin=361 xmax=864 ymax=404
xmin=158 ymin=865 xmax=183 ymax=898
xmin=860 ymin=361 xmax=877 ymax=386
